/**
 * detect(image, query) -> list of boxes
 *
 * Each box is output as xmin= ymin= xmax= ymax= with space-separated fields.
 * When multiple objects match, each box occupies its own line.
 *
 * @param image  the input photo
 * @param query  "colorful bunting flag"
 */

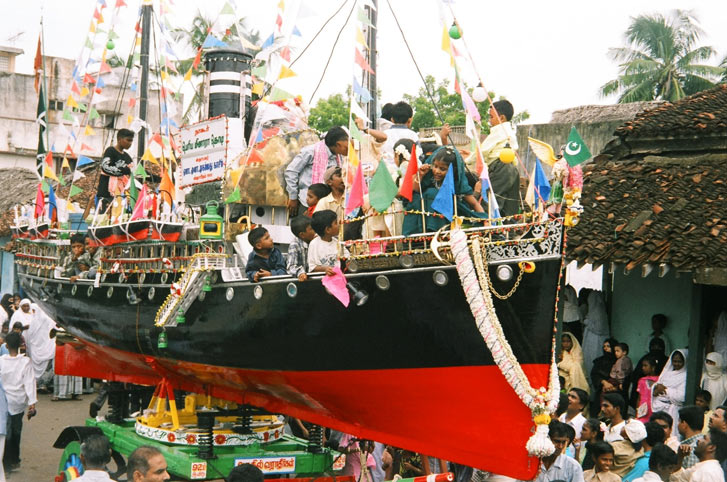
xmin=345 ymin=161 xmax=366 ymax=215
xmin=269 ymin=87 xmax=292 ymax=101
xmin=159 ymin=167 xmax=175 ymax=205
xmin=352 ymin=77 xmax=372 ymax=103
xmin=72 ymin=170 xmax=85 ymax=182
xmin=48 ymin=182 xmax=57 ymax=222
xmin=34 ymin=183 xmax=45 ymax=218
xmin=354 ymin=49 xmax=374 ymax=74
xmin=43 ymin=165 xmax=59 ymax=182
xmin=225 ymin=186 xmax=241 ymax=204
xmin=280 ymin=46 xmax=291 ymax=62
xmin=69 ymin=184 xmax=84 ymax=198
xmin=77 ymin=155 xmax=95 ymax=167
xmin=278 ymin=65 xmax=296 ymax=79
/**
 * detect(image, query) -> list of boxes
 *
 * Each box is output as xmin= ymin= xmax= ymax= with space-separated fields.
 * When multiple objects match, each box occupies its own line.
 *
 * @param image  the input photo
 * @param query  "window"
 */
xmin=48 ymin=100 xmax=64 ymax=111
xmin=0 ymin=56 xmax=9 ymax=72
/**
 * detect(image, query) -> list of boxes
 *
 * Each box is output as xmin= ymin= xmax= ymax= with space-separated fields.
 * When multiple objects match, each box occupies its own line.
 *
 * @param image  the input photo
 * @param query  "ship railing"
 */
xmin=339 ymin=210 xmax=561 ymax=271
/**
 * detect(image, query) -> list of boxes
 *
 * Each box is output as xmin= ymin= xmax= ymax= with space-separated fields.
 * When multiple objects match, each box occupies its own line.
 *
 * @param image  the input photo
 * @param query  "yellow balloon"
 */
xmin=499 ymin=146 xmax=515 ymax=163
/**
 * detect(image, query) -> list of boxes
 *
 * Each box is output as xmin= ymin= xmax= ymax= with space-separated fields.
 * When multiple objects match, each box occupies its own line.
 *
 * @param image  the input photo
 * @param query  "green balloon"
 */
xmin=106 ymin=40 xmax=115 ymax=50
xmin=448 ymin=24 xmax=461 ymax=40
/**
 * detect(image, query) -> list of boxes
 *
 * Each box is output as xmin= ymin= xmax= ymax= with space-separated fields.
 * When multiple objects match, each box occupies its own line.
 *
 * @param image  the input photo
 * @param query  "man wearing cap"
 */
xmin=285 ymin=126 xmax=348 ymax=217
xmin=611 ymin=419 xmax=647 ymax=477
xmin=622 ymin=422 xmax=665 ymax=482
xmin=313 ymin=167 xmax=345 ymax=220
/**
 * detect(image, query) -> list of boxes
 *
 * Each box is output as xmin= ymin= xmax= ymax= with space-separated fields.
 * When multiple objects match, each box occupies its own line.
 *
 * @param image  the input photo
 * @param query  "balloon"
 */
xmin=472 ymin=86 xmax=488 ymax=103
xmin=499 ymin=146 xmax=515 ymax=164
xmin=448 ymin=23 xmax=462 ymax=39
xmin=106 ymin=40 xmax=115 ymax=50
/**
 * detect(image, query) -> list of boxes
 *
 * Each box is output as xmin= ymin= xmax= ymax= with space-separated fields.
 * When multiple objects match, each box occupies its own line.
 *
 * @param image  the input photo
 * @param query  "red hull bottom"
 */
xmin=56 ymin=341 xmax=546 ymax=479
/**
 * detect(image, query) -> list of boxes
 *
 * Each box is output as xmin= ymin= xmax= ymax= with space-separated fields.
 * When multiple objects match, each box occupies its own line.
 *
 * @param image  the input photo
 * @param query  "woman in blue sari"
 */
xmin=402 ymin=146 xmax=486 ymax=235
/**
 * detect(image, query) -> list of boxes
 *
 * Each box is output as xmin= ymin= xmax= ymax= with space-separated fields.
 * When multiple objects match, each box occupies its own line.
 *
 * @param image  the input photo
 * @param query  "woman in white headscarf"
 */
xmin=8 ymin=299 xmax=33 ymax=329
xmin=701 ymin=352 xmax=727 ymax=409
xmin=652 ymin=349 xmax=687 ymax=435
xmin=562 ymin=285 xmax=582 ymax=342
xmin=582 ymin=291 xmax=610 ymax=382
xmin=714 ymin=311 xmax=727 ymax=363
xmin=558 ymin=332 xmax=590 ymax=393
xmin=26 ymin=304 xmax=56 ymax=392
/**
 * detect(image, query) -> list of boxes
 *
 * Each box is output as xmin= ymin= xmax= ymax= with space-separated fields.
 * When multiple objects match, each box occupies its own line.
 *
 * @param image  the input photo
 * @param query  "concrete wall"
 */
xmin=610 ymin=269 xmax=692 ymax=359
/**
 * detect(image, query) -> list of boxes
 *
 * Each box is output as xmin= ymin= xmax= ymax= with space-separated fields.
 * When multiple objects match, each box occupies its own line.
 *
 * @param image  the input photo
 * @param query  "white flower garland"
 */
xmin=450 ymin=229 xmax=560 ymax=457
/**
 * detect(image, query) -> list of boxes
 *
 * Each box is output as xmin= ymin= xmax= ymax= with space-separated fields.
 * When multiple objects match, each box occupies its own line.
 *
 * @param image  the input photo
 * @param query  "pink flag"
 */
xmin=321 ymin=267 xmax=350 ymax=307
xmin=345 ymin=162 xmax=366 ymax=215
xmin=131 ymin=184 xmax=148 ymax=220
xmin=354 ymin=48 xmax=374 ymax=74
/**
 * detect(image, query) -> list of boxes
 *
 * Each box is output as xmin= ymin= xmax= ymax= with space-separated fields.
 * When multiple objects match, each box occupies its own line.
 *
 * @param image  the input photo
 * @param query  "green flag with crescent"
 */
xmin=563 ymin=126 xmax=591 ymax=166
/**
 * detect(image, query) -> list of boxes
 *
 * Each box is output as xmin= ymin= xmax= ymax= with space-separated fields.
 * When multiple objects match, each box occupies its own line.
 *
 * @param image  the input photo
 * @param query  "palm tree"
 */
xmin=600 ymin=10 xmax=722 ymax=103
xmin=171 ymin=11 xmax=260 ymax=123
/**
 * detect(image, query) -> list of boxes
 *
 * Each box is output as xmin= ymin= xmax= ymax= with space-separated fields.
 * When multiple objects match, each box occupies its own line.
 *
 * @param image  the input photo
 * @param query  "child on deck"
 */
xmin=308 ymin=210 xmax=348 ymax=275
xmin=62 ymin=233 xmax=91 ymax=282
xmin=305 ymin=183 xmax=331 ymax=217
xmin=402 ymin=146 xmax=485 ymax=235
xmin=314 ymin=167 xmax=345 ymax=221
xmin=583 ymin=441 xmax=621 ymax=482
xmin=287 ymin=216 xmax=317 ymax=282
xmin=381 ymin=101 xmax=419 ymax=171
xmin=604 ymin=343 xmax=633 ymax=394
xmin=245 ymin=227 xmax=287 ymax=283
xmin=476 ymin=100 xmax=520 ymax=217
xmin=636 ymin=355 xmax=660 ymax=422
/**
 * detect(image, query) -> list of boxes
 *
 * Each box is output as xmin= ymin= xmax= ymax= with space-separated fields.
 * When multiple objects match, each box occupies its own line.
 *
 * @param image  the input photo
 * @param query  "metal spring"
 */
xmin=196 ymin=412 xmax=216 ymax=460
xmin=307 ymin=424 xmax=324 ymax=453
xmin=234 ymin=406 xmax=253 ymax=434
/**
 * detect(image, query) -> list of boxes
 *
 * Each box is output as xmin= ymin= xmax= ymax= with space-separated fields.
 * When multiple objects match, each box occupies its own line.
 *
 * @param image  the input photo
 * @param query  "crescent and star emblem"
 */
xmin=565 ymin=142 xmax=581 ymax=156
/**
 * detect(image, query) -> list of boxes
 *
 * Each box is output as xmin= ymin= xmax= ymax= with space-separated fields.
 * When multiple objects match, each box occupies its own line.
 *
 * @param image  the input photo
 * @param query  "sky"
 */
xmin=4 ymin=0 xmax=727 ymax=124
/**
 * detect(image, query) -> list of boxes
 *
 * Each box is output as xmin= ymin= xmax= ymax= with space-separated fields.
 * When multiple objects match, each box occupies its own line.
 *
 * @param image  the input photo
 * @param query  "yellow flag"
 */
xmin=127 ymin=114 xmax=134 ymax=125
xmin=80 ymin=87 xmax=90 ymax=97
xmin=135 ymin=36 xmax=141 ymax=47
xmin=228 ymin=166 xmax=244 ymax=188
xmin=441 ymin=27 xmax=450 ymax=53
xmin=356 ymin=27 xmax=367 ymax=48
xmin=89 ymin=22 xmax=96 ymax=33
xmin=160 ymin=70 xmax=169 ymax=81
xmin=84 ymin=125 xmax=96 ymax=136
xmin=278 ymin=65 xmax=296 ymax=79
xmin=252 ymin=83 xmax=264 ymax=95
xmin=43 ymin=165 xmax=59 ymax=182
xmin=67 ymin=95 xmax=79 ymax=109
xmin=67 ymin=199 xmax=78 ymax=213
xmin=184 ymin=68 xmax=193 ymax=81
xmin=348 ymin=141 xmax=359 ymax=168
xmin=141 ymin=148 xmax=157 ymax=163
xmin=97 ymin=12 xmax=104 ymax=24
xmin=61 ymin=157 xmax=70 ymax=170
xmin=277 ymin=0 xmax=284 ymax=8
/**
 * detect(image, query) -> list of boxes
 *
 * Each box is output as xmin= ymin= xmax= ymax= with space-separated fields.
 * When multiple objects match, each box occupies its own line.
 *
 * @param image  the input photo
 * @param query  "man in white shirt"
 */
xmin=0 ymin=332 xmax=36 ymax=472
xmin=75 ymin=434 xmax=114 ymax=481
xmin=670 ymin=429 xmax=727 ymax=482
xmin=560 ymin=388 xmax=588 ymax=440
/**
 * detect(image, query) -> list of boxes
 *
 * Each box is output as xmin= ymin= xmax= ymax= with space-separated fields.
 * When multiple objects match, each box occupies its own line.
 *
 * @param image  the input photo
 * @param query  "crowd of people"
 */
xmin=547 ymin=286 xmax=727 ymax=481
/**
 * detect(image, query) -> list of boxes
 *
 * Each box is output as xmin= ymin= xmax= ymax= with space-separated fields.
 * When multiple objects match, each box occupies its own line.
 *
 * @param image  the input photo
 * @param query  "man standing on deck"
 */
xmin=96 ymin=129 xmax=134 ymax=211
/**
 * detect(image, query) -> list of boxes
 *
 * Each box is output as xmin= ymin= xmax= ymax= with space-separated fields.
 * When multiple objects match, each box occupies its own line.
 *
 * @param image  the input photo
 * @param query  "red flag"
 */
xmin=34 ymin=183 xmax=45 ymax=219
xmin=115 ymin=0 xmax=127 ymax=7
xmin=475 ymin=146 xmax=484 ymax=177
xmin=345 ymin=162 xmax=366 ymax=215
xmin=71 ymin=81 xmax=81 ymax=95
xmin=191 ymin=49 xmax=202 ymax=70
xmin=280 ymin=46 xmax=291 ymax=62
xmin=245 ymin=149 xmax=263 ymax=166
xmin=398 ymin=144 xmax=418 ymax=201
xmin=354 ymin=49 xmax=374 ymax=74
xmin=45 ymin=152 xmax=54 ymax=167
xmin=99 ymin=62 xmax=112 ymax=74
xmin=83 ymin=73 xmax=96 ymax=84
xmin=33 ymin=36 xmax=42 ymax=93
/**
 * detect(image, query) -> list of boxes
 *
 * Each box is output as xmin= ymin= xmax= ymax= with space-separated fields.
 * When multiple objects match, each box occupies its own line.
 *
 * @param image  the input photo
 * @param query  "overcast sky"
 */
xmin=4 ymin=0 xmax=727 ymax=124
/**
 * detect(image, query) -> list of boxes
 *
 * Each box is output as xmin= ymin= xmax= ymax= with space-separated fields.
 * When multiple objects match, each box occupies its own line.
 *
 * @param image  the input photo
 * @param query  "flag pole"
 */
xmin=40 ymin=15 xmax=50 ymax=169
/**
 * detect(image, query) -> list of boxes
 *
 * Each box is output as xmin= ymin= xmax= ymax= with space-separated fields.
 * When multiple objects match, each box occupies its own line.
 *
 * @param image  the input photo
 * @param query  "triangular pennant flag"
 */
xmin=357 ymin=7 xmax=373 ymax=27
xmin=99 ymin=62 xmax=112 ymax=74
xmin=61 ymin=157 xmax=70 ymax=170
xmin=58 ymin=173 xmax=66 ymax=186
xmin=356 ymin=27 xmax=367 ymax=48
xmin=80 ymin=86 xmax=90 ymax=97
xmin=141 ymin=148 xmax=156 ymax=163
xmin=66 ymin=95 xmax=79 ymax=109
xmin=72 ymin=170 xmax=86 ymax=182
xmin=292 ymin=25 xmax=302 ymax=36
xmin=280 ymin=46 xmax=291 ymax=62
xmin=44 ymin=151 xmax=54 ymax=167
xmin=47 ymin=181 xmax=57 ymax=222
xmin=191 ymin=49 xmax=202 ymax=70
xmin=77 ymin=155 xmax=95 ymax=167
xmin=345 ymin=161 xmax=366 ymax=215
xmin=89 ymin=107 xmax=100 ymax=121
xmin=251 ymin=65 xmax=267 ymax=78
xmin=563 ymin=126 xmax=592 ymax=166
xmin=346 ymin=141 xmax=359 ymax=185
xmin=184 ymin=68 xmax=193 ymax=81
xmin=369 ymin=160 xmax=398 ymax=212
xmin=354 ymin=48 xmax=374 ymax=74
xmin=71 ymin=82 xmax=81 ymax=95
xmin=220 ymin=1 xmax=235 ymax=15
xmin=431 ymin=164 xmax=455 ymax=221
xmin=62 ymin=110 xmax=73 ymax=122
xmin=348 ymin=118 xmax=363 ymax=143
xmin=349 ymin=100 xmax=370 ymax=124
xmin=43 ymin=165 xmax=59 ymax=182
xmin=41 ymin=180 xmax=50 ymax=194
xmin=533 ymin=158 xmax=551 ymax=209
xmin=159 ymin=166 xmax=175 ymax=205
xmin=228 ymin=166 xmax=243 ymax=188
xmin=69 ymin=184 xmax=84 ymax=198
xmin=269 ymin=87 xmax=292 ymax=101
xmin=84 ymin=125 xmax=96 ymax=136
xmin=81 ymin=143 xmax=93 ymax=152
xmin=352 ymin=77 xmax=372 ymax=103
xmin=225 ymin=186 xmax=241 ymax=204
xmin=34 ymin=183 xmax=45 ymax=218
xmin=135 ymin=162 xmax=147 ymax=177
xmin=261 ymin=33 xmax=275 ymax=49
xmin=202 ymin=34 xmax=228 ymax=49
xmin=278 ymin=65 xmax=296 ymax=79
xmin=251 ymin=83 xmax=264 ymax=96
xmin=130 ymin=184 xmax=147 ymax=220
xmin=398 ymin=144 xmax=418 ymax=201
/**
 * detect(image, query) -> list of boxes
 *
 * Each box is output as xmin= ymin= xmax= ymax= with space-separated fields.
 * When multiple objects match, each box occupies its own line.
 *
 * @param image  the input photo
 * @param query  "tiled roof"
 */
xmin=613 ymin=84 xmax=727 ymax=140
xmin=568 ymin=153 xmax=727 ymax=270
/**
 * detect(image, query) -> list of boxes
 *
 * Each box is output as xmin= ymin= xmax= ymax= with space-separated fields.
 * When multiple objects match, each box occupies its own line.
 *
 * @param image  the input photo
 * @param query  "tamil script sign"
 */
xmin=178 ymin=116 xmax=244 ymax=188
xmin=233 ymin=456 xmax=296 ymax=474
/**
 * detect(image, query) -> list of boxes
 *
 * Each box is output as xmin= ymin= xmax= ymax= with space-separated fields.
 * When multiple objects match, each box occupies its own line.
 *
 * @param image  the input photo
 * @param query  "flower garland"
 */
xmin=450 ymin=228 xmax=560 ymax=457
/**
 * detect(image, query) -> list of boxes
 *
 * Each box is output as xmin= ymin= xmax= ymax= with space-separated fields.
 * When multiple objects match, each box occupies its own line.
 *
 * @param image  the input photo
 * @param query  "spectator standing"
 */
xmin=622 ymin=422 xmax=665 ymax=482
xmin=74 ymin=434 xmax=113 ymax=481
xmin=670 ymin=429 xmax=727 ymax=482
xmin=677 ymin=405 xmax=705 ymax=469
xmin=701 ymin=353 xmax=727 ymax=410
xmin=127 ymin=446 xmax=170 ymax=482
xmin=226 ymin=463 xmax=264 ymax=482
xmin=630 ymin=443 xmax=678 ymax=482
